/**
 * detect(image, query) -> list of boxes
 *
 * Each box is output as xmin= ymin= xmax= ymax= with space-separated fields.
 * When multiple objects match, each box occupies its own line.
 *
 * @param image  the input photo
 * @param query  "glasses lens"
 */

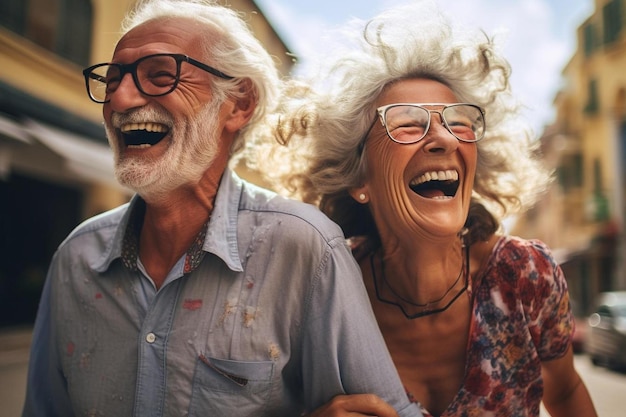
xmin=383 ymin=105 xmax=430 ymax=143
xmin=86 ymin=64 xmax=116 ymax=103
xmin=136 ymin=55 xmax=179 ymax=96
xmin=85 ymin=55 xmax=181 ymax=103
xmin=442 ymin=105 xmax=484 ymax=142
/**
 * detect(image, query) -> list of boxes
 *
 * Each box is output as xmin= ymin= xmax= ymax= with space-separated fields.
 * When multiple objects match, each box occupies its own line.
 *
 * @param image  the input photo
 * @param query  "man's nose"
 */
xmin=107 ymin=73 xmax=148 ymax=112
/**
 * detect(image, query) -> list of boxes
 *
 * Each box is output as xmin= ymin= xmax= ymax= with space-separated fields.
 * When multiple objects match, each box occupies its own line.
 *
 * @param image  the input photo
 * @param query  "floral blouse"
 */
xmin=411 ymin=236 xmax=573 ymax=417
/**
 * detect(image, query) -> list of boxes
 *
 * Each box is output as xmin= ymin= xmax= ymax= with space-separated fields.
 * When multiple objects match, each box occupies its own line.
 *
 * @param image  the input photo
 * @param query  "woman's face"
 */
xmin=356 ymin=78 xmax=478 ymax=243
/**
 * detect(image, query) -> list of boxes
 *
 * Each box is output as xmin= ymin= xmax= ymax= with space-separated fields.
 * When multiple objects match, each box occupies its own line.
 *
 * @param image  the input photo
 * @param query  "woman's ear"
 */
xmin=349 ymin=186 xmax=369 ymax=204
xmin=223 ymin=78 xmax=257 ymax=133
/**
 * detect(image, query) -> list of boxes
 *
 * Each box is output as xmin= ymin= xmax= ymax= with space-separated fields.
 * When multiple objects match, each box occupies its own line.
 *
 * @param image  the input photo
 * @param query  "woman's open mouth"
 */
xmin=409 ymin=170 xmax=459 ymax=198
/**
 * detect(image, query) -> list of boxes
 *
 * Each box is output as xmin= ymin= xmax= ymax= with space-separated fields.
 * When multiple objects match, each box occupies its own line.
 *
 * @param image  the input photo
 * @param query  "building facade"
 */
xmin=0 ymin=0 xmax=292 ymax=328
xmin=513 ymin=0 xmax=626 ymax=315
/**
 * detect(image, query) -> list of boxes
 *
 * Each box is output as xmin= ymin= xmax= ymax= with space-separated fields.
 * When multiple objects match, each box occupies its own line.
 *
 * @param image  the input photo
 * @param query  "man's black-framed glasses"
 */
xmin=82 ymin=53 xmax=234 ymax=103
xmin=375 ymin=103 xmax=486 ymax=144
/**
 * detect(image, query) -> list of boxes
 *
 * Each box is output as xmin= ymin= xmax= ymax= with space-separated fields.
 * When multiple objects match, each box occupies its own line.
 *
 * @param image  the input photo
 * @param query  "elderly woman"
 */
xmin=257 ymin=2 xmax=598 ymax=416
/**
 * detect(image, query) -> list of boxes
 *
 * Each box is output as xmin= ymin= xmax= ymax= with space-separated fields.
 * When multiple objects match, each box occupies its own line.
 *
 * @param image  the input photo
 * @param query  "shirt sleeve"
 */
xmin=520 ymin=239 xmax=574 ymax=361
xmin=300 ymin=237 xmax=422 ymax=417
xmin=22 ymin=258 xmax=74 ymax=417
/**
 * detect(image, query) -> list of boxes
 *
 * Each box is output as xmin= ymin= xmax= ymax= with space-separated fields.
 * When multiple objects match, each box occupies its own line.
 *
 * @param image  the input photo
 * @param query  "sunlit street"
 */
xmin=568 ymin=354 xmax=626 ymax=417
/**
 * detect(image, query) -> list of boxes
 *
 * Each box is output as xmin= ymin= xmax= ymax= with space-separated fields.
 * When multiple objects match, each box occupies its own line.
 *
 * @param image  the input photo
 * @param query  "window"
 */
xmin=557 ymin=153 xmax=583 ymax=192
xmin=0 ymin=0 xmax=92 ymax=66
xmin=592 ymin=158 xmax=609 ymax=221
xmin=603 ymin=0 xmax=623 ymax=45
xmin=593 ymin=158 xmax=603 ymax=193
xmin=584 ymin=79 xmax=599 ymax=115
xmin=583 ymin=22 xmax=596 ymax=56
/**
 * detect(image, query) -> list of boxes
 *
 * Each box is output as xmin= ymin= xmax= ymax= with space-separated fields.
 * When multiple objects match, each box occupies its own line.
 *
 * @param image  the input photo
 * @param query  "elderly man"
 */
xmin=21 ymin=1 xmax=421 ymax=416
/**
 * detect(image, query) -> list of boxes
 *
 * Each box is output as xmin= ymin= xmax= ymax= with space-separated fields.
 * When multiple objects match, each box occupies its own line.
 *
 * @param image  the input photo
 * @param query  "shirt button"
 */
xmin=146 ymin=332 xmax=156 ymax=343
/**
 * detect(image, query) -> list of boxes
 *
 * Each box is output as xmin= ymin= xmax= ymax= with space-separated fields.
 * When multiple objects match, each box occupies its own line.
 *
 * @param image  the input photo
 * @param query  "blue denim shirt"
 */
xmin=22 ymin=169 xmax=421 ymax=417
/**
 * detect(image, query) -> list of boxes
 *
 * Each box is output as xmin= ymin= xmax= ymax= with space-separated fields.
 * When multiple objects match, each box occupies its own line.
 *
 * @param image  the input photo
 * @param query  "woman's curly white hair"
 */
xmin=253 ymin=0 xmax=551 ymax=235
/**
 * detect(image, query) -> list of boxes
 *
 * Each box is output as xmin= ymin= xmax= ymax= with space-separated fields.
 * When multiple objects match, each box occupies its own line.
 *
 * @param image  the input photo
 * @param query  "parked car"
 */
xmin=586 ymin=291 xmax=626 ymax=369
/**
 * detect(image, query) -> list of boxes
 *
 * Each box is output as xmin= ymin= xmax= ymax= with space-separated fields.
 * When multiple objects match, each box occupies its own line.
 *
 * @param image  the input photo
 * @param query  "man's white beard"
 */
xmin=105 ymin=100 xmax=221 ymax=201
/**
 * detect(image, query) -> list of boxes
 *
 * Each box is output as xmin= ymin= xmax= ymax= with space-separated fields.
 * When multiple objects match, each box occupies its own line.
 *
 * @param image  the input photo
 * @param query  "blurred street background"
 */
xmin=2 ymin=0 xmax=626 ymax=415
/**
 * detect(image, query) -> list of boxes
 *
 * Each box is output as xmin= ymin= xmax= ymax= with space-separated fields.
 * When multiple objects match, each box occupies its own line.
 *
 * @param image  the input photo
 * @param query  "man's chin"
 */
xmin=116 ymin=168 xmax=198 ymax=202
xmin=116 ymin=168 xmax=163 ymax=196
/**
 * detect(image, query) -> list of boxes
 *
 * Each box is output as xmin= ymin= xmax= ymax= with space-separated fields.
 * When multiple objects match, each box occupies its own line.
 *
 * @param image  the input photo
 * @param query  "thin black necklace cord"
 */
xmin=381 ymin=256 xmax=464 ymax=308
xmin=371 ymin=243 xmax=470 ymax=319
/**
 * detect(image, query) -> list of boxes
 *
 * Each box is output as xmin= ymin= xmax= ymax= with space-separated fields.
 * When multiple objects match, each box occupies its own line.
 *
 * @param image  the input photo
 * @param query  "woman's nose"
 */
xmin=422 ymin=112 xmax=459 ymax=153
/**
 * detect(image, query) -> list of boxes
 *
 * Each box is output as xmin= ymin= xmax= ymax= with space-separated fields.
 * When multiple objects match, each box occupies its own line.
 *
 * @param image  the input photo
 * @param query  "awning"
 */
xmin=0 ymin=112 xmax=128 ymax=191
xmin=21 ymin=118 xmax=124 ymax=190
xmin=0 ymin=114 xmax=32 ymax=144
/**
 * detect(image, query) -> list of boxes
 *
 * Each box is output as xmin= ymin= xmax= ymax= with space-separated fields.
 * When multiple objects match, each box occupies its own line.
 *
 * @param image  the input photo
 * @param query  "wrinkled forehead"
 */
xmin=113 ymin=17 xmax=207 ymax=62
xmin=378 ymin=77 xmax=458 ymax=106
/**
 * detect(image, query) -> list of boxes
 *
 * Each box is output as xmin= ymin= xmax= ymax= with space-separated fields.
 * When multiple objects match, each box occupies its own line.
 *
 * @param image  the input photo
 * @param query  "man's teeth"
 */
xmin=410 ymin=170 xmax=459 ymax=186
xmin=120 ymin=122 xmax=168 ymax=133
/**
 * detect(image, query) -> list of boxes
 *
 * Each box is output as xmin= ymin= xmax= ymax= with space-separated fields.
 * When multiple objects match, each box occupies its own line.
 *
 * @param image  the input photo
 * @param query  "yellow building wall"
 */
xmin=0 ymin=27 xmax=101 ymax=124
xmin=513 ymin=0 xmax=626 ymax=305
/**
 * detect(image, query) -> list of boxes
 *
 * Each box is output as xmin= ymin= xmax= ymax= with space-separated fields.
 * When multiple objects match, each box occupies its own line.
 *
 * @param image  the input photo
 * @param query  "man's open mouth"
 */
xmin=409 ymin=170 xmax=460 ymax=198
xmin=121 ymin=122 xmax=169 ymax=147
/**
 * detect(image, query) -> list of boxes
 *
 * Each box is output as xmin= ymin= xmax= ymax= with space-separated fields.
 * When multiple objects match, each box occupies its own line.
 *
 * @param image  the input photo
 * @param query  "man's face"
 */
xmin=102 ymin=18 xmax=230 ymax=200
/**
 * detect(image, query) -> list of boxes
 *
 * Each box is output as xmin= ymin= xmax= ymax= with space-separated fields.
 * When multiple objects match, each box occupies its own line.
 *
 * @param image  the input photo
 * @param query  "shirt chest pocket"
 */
xmin=189 ymin=355 xmax=275 ymax=416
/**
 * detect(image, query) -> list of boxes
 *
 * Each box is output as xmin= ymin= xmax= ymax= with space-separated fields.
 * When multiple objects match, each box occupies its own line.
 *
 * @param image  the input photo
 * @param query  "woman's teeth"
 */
xmin=410 ymin=170 xmax=459 ymax=186
xmin=409 ymin=170 xmax=460 ymax=198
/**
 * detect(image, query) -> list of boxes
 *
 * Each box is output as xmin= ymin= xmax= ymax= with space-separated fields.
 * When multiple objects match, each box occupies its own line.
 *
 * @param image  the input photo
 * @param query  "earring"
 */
xmin=359 ymin=193 xmax=366 ymax=201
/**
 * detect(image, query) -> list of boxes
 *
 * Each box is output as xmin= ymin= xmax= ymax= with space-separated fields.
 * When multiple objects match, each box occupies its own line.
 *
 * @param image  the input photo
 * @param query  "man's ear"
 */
xmin=223 ymin=78 xmax=257 ymax=133
xmin=349 ymin=185 xmax=370 ymax=204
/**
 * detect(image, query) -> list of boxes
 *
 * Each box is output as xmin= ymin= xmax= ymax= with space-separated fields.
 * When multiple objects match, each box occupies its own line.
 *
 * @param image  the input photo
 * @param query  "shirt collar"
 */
xmin=204 ymin=168 xmax=244 ymax=272
xmin=94 ymin=168 xmax=244 ymax=274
